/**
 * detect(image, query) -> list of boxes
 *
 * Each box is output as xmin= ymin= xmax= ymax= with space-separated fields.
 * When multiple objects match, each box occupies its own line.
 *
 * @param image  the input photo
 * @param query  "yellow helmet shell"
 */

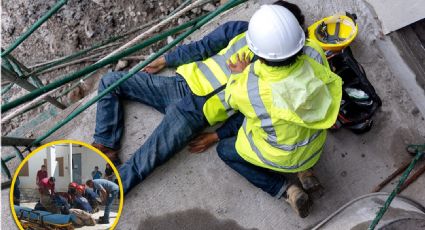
xmin=308 ymin=14 xmax=358 ymax=52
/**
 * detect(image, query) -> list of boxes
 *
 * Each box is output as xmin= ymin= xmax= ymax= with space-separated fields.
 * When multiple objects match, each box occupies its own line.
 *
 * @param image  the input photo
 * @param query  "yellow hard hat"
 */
xmin=308 ymin=12 xmax=358 ymax=52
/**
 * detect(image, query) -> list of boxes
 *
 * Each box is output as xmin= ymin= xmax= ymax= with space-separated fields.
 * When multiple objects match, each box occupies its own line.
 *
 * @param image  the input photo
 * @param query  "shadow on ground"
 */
xmin=138 ymin=208 xmax=258 ymax=230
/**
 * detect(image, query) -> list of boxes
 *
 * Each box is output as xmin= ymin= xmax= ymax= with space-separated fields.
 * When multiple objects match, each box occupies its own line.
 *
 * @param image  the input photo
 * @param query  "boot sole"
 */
xmin=295 ymin=192 xmax=311 ymax=218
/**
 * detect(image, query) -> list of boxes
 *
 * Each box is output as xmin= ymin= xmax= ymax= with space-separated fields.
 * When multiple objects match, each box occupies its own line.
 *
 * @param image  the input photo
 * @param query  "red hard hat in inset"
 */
xmin=69 ymin=182 xmax=78 ymax=188
xmin=76 ymin=185 xmax=85 ymax=193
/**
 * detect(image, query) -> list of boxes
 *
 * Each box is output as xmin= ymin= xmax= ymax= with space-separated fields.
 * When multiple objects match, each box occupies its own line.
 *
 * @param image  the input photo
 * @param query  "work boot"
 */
xmin=297 ymin=169 xmax=323 ymax=194
xmin=92 ymin=143 xmax=121 ymax=166
xmin=284 ymin=184 xmax=311 ymax=218
xmin=98 ymin=217 xmax=110 ymax=224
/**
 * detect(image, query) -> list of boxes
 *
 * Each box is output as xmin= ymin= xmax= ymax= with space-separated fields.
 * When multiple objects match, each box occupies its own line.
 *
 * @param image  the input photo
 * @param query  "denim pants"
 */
xmin=103 ymin=190 xmax=118 ymax=220
xmin=217 ymin=137 xmax=289 ymax=198
xmin=94 ymin=72 xmax=207 ymax=194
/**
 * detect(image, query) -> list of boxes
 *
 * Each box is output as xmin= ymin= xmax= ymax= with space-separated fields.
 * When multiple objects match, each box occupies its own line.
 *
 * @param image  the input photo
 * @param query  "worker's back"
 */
xmin=226 ymin=40 xmax=342 ymax=173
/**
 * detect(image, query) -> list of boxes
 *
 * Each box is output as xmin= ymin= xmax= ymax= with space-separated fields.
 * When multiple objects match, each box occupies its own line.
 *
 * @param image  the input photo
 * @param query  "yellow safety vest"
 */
xmin=226 ymin=40 xmax=343 ymax=173
xmin=177 ymin=32 xmax=254 ymax=125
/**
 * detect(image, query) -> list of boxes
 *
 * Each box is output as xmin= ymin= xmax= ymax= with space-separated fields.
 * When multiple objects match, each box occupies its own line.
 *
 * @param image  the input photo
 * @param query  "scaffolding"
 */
xmin=1 ymin=0 xmax=247 ymax=188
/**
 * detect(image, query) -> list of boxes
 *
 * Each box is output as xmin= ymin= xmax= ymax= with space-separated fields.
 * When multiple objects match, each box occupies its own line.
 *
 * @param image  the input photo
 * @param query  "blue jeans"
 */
xmin=217 ymin=137 xmax=289 ymax=198
xmin=103 ymin=190 xmax=118 ymax=220
xmin=94 ymin=72 xmax=207 ymax=194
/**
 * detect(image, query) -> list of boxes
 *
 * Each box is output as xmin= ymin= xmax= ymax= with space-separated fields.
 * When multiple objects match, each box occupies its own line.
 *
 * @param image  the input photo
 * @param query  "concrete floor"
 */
xmin=2 ymin=0 xmax=425 ymax=229
xmin=364 ymin=0 xmax=425 ymax=34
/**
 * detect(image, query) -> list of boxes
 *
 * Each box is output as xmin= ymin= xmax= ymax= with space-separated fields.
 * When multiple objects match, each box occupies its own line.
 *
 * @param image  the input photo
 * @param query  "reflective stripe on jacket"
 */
xmin=226 ymin=40 xmax=343 ymax=172
xmin=177 ymin=32 xmax=253 ymax=125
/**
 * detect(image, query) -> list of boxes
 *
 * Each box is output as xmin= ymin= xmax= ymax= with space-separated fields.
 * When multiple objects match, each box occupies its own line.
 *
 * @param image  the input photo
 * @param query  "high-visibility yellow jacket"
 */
xmin=176 ymin=32 xmax=254 ymax=125
xmin=225 ymin=40 xmax=343 ymax=172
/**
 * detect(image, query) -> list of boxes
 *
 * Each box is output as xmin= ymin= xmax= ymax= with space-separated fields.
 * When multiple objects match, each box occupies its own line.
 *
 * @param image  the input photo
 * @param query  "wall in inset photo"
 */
xmin=18 ymin=144 xmax=109 ymax=200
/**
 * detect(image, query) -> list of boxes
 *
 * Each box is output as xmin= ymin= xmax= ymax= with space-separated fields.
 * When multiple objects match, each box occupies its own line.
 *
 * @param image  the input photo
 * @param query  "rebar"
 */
xmin=28 ymin=0 xmax=247 ymax=148
xmin=1 ymin=14 xmax=207 ymax=113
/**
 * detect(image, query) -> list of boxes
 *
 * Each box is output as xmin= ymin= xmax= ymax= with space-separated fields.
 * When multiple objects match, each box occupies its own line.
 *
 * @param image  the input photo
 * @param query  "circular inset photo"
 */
xmin=10 ymin=140 xmax=124 ymax=230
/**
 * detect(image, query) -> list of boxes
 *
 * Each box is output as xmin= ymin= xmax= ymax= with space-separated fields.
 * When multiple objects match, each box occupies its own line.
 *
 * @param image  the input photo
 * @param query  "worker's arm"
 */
xmin=165 ymin=21 xmax=249 ymax=67
xmin=100 ymin=188 xmax=108 ymax=202
xmin=216 ymin=112 xmax=244 ymax=139
xmin=189 ymin=112 xmax=244 ymax=153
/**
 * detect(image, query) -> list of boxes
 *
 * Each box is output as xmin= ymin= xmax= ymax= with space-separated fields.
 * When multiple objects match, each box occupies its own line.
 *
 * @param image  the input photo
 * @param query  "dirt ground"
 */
xmin=1 ymin=0 xmax=220 ymax=135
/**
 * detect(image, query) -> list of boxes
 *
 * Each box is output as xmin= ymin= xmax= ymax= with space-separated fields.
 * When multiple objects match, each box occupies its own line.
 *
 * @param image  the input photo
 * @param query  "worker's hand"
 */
xmin=142 ymin=56 xmax=166 ymax=74
xmin=188 ymin=132 xmax=219 ymax=153
xmin=227 ymin=52 xmax=250 ymax=74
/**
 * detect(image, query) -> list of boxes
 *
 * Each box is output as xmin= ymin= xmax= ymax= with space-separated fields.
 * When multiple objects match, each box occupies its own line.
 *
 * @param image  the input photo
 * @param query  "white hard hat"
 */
xmin=246 ymin=5 xmax=305 ymax=61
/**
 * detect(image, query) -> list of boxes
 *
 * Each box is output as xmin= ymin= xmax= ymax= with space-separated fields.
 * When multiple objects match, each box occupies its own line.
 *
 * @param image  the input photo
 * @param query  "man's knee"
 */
xmin=98 ymin=72 xmax=121 ymax=92
xmin=216 ymin=140 xmax=229 ymax=161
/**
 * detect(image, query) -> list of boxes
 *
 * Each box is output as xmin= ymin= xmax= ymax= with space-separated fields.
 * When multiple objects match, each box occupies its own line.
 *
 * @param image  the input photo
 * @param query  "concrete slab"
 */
xmin=364 ymin=0 xmax=425 ymax=34
xmin=2 ymin=0 xmax=425 ymax=230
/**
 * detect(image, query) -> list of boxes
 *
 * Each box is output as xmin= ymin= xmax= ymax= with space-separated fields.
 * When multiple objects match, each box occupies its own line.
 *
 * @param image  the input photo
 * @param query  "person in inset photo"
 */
xmin=104 ymin=163 xmax=114 ymax=181
xmin=91 ymin=166 xmax=102 ymax=180
xmin=39 ymin=177 xmax=60 ymax=213
xmin=86 ymin=179 xmax=119 ymax=224
xmin=36 ymin=165 xmax=47 ymax=186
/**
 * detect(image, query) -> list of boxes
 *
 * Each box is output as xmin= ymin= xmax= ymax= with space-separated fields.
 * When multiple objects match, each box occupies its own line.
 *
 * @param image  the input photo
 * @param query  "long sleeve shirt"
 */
xmin=39 ymin=177 xmax=55 ymax=195
xmin=164 ymin=21 xmax=249 ymax=139
xmin=36 ymin=170 xmax=48 ymax=185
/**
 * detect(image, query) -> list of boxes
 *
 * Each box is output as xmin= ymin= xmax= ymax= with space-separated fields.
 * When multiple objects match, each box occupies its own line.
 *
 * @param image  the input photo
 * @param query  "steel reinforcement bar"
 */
xmin=1 ymin=13 xmax=209 ymax=113
xmin=27 ymin=0 xmax=247 ymax=148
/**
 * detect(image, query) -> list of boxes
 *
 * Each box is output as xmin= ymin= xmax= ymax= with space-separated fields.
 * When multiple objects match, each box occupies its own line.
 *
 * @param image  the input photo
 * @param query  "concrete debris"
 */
xmin=167 ymin=35 xmax=174 ymax=44
xmin=202 ymin=3 xmax=217 ymax=12
xmin=114 ymin=59 xmax=129 ymax=71
xmin=84 ymin=20 xmax=95 ymax=38
xmin=91 ymin=0 xmax=106 ymax=7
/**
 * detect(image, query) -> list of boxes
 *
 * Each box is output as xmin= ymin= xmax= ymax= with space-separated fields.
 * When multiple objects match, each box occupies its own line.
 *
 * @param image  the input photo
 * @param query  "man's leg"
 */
xmin=102 ymin=190 xmax=118 ymax=223
xmin=216 ymin=137 xmax=290 ymax=198
xmin=94 ymin=72 xmax=191 ymax=150
xmin=118 ymin=100 xmax=207 ymax=194
xmin=217 ymin=137 xmax=311 ymax=218
xmin=84 ymin=189 xmax=100 ymax=212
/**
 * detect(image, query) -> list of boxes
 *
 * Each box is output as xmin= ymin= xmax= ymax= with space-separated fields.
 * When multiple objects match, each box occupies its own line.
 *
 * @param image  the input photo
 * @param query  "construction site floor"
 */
xmin=2 ymin=1 xmax=425 ymax=229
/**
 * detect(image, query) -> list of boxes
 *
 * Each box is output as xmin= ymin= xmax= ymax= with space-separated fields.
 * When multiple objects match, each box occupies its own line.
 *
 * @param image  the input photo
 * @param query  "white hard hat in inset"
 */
xmin=246 ymin=5 xmax=305 ymax=61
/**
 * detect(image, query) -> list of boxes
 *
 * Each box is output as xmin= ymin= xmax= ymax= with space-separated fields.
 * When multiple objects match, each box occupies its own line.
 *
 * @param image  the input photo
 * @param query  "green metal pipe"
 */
xmin=1 ymin=0 xmax=68 ymax=57
xmin=368 ymin=148 xmax=424 ymax=230
xmin=7 ymin=56 xmax=44 ymax=88
xmin=4 ymin=53 xmax=31 ymax=73
xmin=7 ymin=71 xmax=98 ymax=121
xmin=30 ymin=2 xmax=210 ymax=74
xmin=1 ymin=83 xmax=14 ymax=95
xmin=13 ymin=146 xmax=25 ymax=161
xmin=31 ymin=37 xmax=123 ymax=75
xmin=1 ymin=15 xmax=206 ymax=113
xmin=1 ymin=159 xmax=12 ymax=179
xmin=28 ymin=0 xmax=247 ymax=147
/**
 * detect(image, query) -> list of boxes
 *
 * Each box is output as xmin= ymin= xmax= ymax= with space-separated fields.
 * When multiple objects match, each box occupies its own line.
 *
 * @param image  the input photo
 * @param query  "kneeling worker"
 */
xmin=220 ymin=5 xmax=342 ymax=217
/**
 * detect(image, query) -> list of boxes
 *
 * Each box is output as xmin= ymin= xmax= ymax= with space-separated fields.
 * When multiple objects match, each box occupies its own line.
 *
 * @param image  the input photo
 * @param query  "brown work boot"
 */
xmin=92 ymin=143 xmax=121 ymax=166
xmin=297 ymin=169 xmax=323 ymax=193
xmin=284 ymin=184 xmax=311 ymax=218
